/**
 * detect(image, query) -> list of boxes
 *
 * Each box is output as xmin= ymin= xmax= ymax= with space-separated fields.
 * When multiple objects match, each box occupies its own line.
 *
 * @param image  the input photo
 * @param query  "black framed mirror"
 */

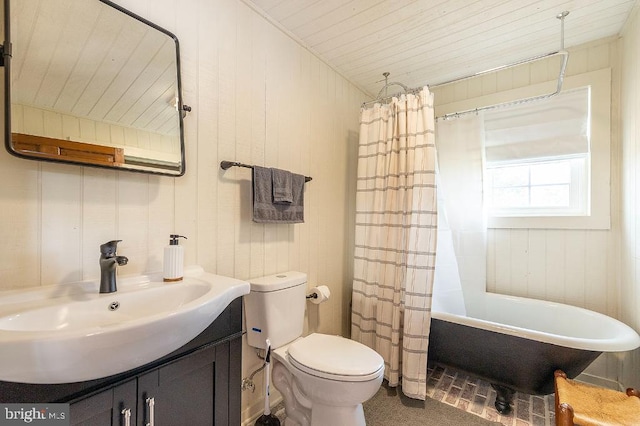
xmin=3 ymin=0 xmax=188 ymax=176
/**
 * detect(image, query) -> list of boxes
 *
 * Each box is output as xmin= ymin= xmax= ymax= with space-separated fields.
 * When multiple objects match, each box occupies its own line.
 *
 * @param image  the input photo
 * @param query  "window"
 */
xmin=486 ymin=156 xmax=588 ymax=216
xmin=435 ymin=68 xmax=610 ymax=229
xmin=483 ymin=86 xmax=594 ymax=222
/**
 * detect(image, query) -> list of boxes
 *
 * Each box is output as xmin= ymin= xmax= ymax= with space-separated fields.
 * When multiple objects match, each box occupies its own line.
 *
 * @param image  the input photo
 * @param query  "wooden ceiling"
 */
xmin=246 ymin=0 xmax=639 ymax=98
xmin=11 ymin=0 xmax=638 ymax=124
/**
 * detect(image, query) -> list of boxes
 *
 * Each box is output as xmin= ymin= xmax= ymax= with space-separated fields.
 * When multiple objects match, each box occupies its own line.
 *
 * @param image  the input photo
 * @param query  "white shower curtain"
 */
xmin=434 ymin=115 xmax=487 ymax=301
xmin=351 ymin=87 xmax=437 ymax=400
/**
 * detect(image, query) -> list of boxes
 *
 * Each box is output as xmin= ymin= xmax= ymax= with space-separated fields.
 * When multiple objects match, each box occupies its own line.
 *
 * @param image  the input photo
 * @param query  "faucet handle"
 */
xmin=100 ymin=240 xmax=122 ymax=256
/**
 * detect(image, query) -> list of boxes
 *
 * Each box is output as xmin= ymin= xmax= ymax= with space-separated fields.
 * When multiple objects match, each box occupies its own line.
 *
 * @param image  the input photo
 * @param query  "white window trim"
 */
xmin=435 ymin=68 xmax=611 ymax=230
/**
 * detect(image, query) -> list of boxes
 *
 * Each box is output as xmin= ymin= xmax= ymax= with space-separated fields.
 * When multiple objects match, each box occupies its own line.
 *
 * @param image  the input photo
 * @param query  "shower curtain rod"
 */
xmin=360 ymin=49 xmax=569 ymax=116
xmin=436 ymin=49 xmax=569 ymax=120
xmin=361 ymin=11 xmax=571 ymax=118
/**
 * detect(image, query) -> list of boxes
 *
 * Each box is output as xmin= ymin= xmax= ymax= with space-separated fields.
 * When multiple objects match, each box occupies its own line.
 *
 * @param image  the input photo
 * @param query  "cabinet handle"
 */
xmin=146 ymin=397 xmax=155 ymax=426
xmin=121 ymin=408 xmax=131 ymax=426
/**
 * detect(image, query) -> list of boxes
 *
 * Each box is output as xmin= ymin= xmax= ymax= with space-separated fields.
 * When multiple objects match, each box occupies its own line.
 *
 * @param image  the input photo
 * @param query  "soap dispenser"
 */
xmin=163 ymin=234 xmax=187 ymax=282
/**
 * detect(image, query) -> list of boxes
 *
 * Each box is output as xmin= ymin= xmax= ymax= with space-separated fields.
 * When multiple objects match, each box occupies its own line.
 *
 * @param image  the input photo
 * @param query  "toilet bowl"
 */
xmin=270 ymin=333 xmax=384 ymax=426
xmin=244 ymin=272 xmax=385 ymax=425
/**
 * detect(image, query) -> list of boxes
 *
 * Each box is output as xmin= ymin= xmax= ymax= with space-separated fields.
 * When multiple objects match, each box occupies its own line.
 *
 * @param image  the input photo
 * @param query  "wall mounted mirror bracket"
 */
xmin=3 ymin=0 xmax=188 ymax=176
xmin=0 ymin=43 xmax=10 ymax=67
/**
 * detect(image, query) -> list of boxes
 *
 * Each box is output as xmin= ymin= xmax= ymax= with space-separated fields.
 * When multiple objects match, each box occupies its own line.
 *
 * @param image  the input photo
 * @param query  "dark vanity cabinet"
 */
xmin=69 ymin=380 xmax=136 ymax=425
xmin=0 ymin=299 xmax=243 ymax=426
xmin=70 ymin=341 xmax=239 ymax=426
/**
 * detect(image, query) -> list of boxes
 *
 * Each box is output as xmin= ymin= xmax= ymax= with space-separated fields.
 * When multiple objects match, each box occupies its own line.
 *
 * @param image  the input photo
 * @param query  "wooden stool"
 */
xmin=554 ymin=370 xmax=640 ymax=425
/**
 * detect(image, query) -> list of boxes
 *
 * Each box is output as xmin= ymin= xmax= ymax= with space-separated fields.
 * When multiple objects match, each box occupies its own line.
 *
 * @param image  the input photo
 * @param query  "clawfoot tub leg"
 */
xmin=491 ymin=384 xmax=515 ymax=414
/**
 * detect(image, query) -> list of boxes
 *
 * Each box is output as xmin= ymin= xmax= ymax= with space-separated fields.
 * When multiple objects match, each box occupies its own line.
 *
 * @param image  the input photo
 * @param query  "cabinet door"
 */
xmin=137 ymin=345 xmax=216 ymax=426
xmin=214 ymin=339 xmax=241 ymax=426
xmin=70 ymin=390 xmax=112 ymax=426
xmin=69 ymin=379 xmax=136 ymax=426
xmin=112 ymin=380 xmax=137 ymax=426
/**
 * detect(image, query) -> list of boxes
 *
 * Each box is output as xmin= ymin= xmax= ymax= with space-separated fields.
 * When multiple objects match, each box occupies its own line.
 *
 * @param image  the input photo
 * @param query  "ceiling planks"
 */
xmin=248 ymin=0 xmax=638 ymax=97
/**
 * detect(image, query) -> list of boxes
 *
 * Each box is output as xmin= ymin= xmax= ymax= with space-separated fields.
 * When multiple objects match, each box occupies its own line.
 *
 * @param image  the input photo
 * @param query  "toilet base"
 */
xmin=309 ymin=403 xmax=365 ymax=426
xmin=281 ymin=402 xmax=366 ymax=426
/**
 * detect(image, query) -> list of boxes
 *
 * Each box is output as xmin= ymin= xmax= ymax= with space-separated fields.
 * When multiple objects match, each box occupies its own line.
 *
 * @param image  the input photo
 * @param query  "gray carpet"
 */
xmin=363 ymin=383 xmax=502 ymax=426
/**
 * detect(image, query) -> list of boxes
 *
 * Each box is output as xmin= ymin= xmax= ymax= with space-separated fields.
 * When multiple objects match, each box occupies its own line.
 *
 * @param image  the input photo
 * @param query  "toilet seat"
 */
xmin=287 ymin=333 xmax=384 ymax=382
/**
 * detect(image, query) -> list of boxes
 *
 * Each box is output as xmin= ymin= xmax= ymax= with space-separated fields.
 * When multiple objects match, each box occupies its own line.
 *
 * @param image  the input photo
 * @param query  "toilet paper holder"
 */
xmin=305 ymin=285 xmax=331 ymax=304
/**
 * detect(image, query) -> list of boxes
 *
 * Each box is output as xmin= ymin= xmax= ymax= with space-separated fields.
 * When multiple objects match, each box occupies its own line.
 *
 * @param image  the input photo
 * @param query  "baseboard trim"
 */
xmin=242 ymin=395 xmax=284 ymax=426
xmin=575 ymin=372 xmax=621 ymax=391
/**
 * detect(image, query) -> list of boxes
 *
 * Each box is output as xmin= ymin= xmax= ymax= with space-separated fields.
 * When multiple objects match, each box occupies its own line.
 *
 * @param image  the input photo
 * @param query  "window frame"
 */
xmin=434 ymin=68 xmax=610 ymax=229
xmin=487 ymin=69 xmax=609 ymax=230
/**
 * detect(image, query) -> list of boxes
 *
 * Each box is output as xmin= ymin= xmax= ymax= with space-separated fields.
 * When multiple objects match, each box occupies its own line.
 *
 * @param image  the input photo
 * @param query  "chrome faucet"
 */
xmin=99 ymin=240 xmax=128 ymax=294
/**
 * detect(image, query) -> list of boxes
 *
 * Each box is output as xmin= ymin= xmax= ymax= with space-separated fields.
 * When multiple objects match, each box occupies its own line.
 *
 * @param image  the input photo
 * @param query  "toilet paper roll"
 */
xmin=307 ymin=285 xmax=331 ymax=304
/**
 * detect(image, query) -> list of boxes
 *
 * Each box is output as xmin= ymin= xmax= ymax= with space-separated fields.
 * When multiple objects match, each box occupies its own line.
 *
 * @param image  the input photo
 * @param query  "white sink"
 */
xmin=0 ymin=266 xmax=249 ymax=384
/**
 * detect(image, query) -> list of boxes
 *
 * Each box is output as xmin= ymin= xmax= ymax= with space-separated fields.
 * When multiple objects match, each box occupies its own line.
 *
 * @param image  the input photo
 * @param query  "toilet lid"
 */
xmin=287 ymin=333 xmax=384 ymax=382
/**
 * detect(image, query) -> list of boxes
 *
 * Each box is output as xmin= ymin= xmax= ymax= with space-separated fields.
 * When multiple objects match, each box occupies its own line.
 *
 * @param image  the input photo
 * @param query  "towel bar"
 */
xmin=220 ymin=161 xmax=312 ymax=182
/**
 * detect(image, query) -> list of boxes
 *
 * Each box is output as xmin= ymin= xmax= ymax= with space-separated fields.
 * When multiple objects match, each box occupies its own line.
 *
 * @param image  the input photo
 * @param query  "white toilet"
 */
xmin=244 ymin=271 xmax=384 ymax=426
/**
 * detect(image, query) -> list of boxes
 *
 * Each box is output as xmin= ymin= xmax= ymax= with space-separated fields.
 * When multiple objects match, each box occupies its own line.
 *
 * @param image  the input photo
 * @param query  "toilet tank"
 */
xmin=244 ymin=271 xmax=307 ymax=349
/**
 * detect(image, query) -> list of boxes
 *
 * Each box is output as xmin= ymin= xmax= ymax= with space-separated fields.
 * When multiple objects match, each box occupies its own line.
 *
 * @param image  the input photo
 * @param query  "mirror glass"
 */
xmin=4 ymin=0 xmax=186 ymax=176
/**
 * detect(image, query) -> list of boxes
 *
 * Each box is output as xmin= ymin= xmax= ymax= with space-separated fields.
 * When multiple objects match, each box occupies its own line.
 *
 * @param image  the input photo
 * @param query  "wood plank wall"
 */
xmin=11 ymin=104 xmax=178 ymax=160
xmin=432 ymin=36 xmax=624 ymax=387
xmin=0 ymin=0 xmax=365 ymax=420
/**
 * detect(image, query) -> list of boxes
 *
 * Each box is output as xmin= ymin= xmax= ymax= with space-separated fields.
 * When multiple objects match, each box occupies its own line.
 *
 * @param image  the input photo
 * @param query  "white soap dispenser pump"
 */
xmin=163 ymin=234 xmax=187 ymax=282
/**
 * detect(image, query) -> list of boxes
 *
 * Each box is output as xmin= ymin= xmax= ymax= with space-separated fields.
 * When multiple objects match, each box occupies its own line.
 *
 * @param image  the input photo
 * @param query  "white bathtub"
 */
xmin=432 ymin=290 xmax=640 ymax=352
xmin=428 ymin=289 xmax=640 ymax=413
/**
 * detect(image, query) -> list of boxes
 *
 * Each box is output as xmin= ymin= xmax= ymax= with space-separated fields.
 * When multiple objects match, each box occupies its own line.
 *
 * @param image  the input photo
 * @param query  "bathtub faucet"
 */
xmin=99 ymin=240 xmax=128 ymax=294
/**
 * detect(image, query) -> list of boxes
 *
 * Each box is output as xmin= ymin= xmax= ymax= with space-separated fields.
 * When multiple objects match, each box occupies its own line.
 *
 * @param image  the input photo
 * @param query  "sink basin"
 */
xmin=0 ymin=266 xmax=249 ymax=384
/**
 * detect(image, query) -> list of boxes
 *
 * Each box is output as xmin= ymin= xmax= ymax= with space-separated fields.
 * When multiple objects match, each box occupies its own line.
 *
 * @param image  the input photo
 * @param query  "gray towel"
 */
xmin=271 ymin=168 xmax=293 ymax=204
xmin=253 ymin=166 xmax=305 ymax=223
